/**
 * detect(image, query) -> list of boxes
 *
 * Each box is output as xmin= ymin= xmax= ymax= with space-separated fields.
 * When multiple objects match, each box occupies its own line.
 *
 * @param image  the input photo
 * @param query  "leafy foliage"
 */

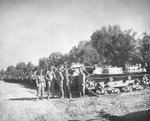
xmin=2 ymin=25 xmax=150 ymax=80
xmin=91 ymin=25 xmax=137 ymax=69
xmin=140 ymin=33 xmax=150 ymax=63
xmin=49 ymin=52 xmax=64 ymax=67
xmin=38 ymin=57 xmax=49 ymax=70
xmin=82 ymin=44 xmax=100 ymax=66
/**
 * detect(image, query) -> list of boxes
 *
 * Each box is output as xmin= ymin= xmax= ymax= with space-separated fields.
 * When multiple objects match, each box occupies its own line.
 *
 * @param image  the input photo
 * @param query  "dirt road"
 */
xmin=0 ymin=80 xmax=150 ymax=121
xmin=0 ymin=80 xmax=71 ymax=121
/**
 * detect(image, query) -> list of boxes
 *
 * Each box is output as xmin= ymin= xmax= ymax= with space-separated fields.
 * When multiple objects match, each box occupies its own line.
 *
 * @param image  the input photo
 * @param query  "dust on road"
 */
xmin=0 ymin=80 xmax=150 ymax=121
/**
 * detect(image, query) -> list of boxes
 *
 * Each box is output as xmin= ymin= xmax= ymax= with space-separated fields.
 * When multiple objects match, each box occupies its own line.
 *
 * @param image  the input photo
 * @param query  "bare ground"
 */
xmin=0 ymin=80 xmax=150 ymax=121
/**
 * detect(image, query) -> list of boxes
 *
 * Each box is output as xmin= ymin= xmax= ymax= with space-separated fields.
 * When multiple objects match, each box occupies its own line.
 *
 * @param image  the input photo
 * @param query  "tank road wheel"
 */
xmin=127 ymin=83 xmax=133 ymax=92
xmin=114 ymin=88 xmax=120 ymax=94
xmin=85 ymin=77 xmax=100 ymax=96
xmin=142 ymin=75 xmax=150 ymax=87
xmin=122 ymin=85 xmax=132 ymax=92
xmin=101 ymin=89 xmax=105 ymax=94
xmin=104 ymin=90 xmax=108 ymax=94
xmin=86 ymin=78 xmax=96 ymax=90
xmin=107 ymin=87 xmax=113 ymax=94
xmin=95 ymin=89 xmax=102 ymax=95
xmin=122 ymin=86 xmax=127 ymax=92
xmin=129 ymin=86 xmax=133 ymax=92
xmin=137 ymin=85 xmax=143 ymax=90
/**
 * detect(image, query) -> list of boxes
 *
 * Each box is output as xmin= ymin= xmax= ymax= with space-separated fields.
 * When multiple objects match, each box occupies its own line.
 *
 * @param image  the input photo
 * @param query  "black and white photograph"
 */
xmin=0 ymin=0 xmax=150 ymax=121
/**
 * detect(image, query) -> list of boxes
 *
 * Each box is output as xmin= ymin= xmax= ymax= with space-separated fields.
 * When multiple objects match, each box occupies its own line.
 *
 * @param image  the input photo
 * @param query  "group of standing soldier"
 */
xmin=34 ymin=66 xmax=86 ymax=100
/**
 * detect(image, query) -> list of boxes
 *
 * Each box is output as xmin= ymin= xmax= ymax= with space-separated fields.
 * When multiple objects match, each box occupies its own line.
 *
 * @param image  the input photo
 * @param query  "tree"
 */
xmin=68 ymin=40 xmax=90 ymax=64
xmin=16 ymin=62 xmax=26 ymax=71
xmin=68 ymin=46 xmax=78 ymax=63
xmin=140 ymin=33 xmax=150 ymax=63
xmin=138 ymin=33 xmax=150 ymax=71
xmin=91 ymin=25 xmax=122 ymax=55
xmin=49 ymin=52 xmax=64 ymax=67
xmin=91 ymin=25 xmax=137 ymax=69
xmin=7 ymin=65 xmax=16 ymax=72
xmin=26 ymin=62 xmax=35 ymax=73
xmin=82 ymin=44 xmax=100 ymax=66
xmin=6 ymin=65 xmax=17 ymax=77
xmin=0 ymin=69 xmax=5 ymax=77
xmin=110 ymin=30 xmax=137 ymax=68
xmin=38 ymin=57 xmax=49 ymax=70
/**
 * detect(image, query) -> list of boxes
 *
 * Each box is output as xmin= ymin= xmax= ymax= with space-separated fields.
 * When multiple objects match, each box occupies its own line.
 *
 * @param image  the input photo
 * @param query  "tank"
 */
xmin=85 ymin=66 xmax=150 ymax=96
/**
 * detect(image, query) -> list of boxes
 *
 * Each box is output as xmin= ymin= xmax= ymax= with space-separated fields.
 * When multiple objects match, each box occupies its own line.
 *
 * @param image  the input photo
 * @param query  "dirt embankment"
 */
xmin=0 ymin=80 xmax=150 ymax=121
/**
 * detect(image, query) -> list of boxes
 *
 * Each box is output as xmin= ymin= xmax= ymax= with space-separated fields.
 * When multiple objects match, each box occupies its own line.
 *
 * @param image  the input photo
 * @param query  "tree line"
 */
xmin=0 ymin=25 xmax=150 ymax=78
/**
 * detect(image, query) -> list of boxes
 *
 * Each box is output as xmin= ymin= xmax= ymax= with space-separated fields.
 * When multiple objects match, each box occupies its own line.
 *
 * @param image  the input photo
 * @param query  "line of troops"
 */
xmin=33 ymin=66 xmax=86 ymax=100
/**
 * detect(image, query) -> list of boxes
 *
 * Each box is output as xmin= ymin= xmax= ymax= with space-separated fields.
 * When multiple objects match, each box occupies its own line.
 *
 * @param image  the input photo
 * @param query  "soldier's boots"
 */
xmin=69 ymin=94 xmax=72 ymax=99
xmin=36 ymin=96 xmax=43 ymax=101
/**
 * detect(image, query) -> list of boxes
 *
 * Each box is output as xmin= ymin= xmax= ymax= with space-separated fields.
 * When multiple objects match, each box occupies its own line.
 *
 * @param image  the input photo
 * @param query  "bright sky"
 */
xmin=0 ymin=0 xmax=150 ymax=70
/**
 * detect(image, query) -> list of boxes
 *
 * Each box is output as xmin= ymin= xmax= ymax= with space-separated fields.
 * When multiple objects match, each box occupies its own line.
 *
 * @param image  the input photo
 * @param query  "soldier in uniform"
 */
xmin=36 ymin=69 xmax=46 ymax=100
xmin=145 ymin=63 xmax=150 ymax=73
xmin=57 ymin=67 xmax=64 ymax=98
xmin=30 ymin=70 xmax=37 ymax=85
xmin=78 ymin=68 xmax=86 ymax=97
xmin=45 ymin=66 xmax=56 ymax=99
xmin=64 ymin=69 xmax=72 ymax=98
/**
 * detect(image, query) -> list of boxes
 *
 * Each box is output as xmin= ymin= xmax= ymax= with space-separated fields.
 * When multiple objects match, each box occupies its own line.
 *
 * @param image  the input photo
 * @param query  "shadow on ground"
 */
xmin=8 ymin=96 xmax=63 ymax=101
xmin=68 ymin=120 xmax=80 ymax=121
xmin=2 ymin=79 xmax=92 ymax=99
xmin=68 ymin=110 xmax=150 ymax=121
xmin=8 ymin=97 xmax=36 ymax=101
xmin=3 ymin=79 xmax=37 ymax=90
xmin=86 ymin=109 xmax=150 ymax=121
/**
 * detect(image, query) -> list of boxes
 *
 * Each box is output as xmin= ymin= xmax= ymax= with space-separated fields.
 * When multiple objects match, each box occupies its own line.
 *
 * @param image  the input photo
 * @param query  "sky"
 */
xmin=0 ymin=0 xmax=150 ymax=70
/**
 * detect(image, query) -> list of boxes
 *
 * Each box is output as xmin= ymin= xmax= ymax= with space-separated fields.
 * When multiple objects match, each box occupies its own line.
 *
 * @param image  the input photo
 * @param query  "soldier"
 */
xmin=64 ymin=69 xmax=72 ymax=98
xmin=57 ymin=67 xmax=64 ymax=98
xmin=78 ymin=68 xmax=86 ymax=97
xmin=36 ymin=69 xmax=46 ymax=100
xmin=145 ymin=63 xmax=150 ymax=73
xmin=45 ymin=66 xmax=56 ymax=99
xmin=30 ymin=71 xmax=37 ymax=85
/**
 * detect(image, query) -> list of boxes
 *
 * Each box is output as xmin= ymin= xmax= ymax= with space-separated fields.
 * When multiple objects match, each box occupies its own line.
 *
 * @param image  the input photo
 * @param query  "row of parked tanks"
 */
xmin=2 ymin=63 xmax=150 ymax=96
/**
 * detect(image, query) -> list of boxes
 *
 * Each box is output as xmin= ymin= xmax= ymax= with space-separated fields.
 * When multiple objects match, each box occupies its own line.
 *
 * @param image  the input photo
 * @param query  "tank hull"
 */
xmin=86 ymin=72 xmax=150 ymax=96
